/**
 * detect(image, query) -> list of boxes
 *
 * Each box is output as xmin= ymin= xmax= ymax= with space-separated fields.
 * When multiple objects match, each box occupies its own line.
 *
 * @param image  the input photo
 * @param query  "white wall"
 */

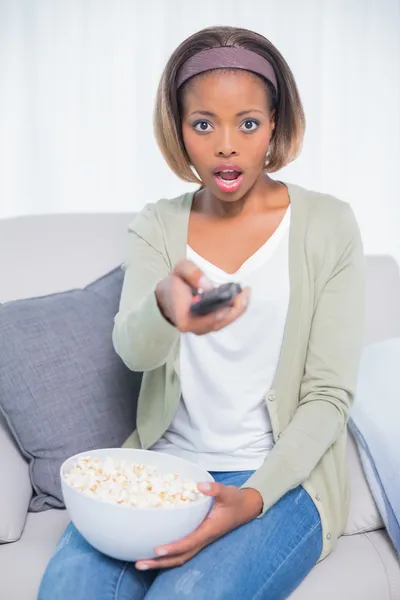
xmin=0 ymin=0 xmax=399 ymax=264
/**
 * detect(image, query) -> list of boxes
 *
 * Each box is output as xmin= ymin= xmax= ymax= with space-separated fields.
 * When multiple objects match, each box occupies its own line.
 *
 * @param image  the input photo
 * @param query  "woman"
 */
xmin=39 ymin=25 xmax=365 ymax=600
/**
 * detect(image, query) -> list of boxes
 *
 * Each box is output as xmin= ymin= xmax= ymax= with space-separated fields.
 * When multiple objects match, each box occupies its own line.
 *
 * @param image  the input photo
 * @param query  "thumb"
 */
xmin=173 ymin=260 xmax=213 ymax=292
xmin=197 ymin=481 xmax=231 ymax=500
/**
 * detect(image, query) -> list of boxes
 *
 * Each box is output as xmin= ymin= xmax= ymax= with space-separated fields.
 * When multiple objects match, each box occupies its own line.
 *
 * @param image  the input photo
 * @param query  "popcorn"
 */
xmin=64 ymin=456 xmax=205 ymax=508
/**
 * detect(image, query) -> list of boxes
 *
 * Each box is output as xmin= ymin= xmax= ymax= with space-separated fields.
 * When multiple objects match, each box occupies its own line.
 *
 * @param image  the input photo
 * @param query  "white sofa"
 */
xmin=1 ymin=212 xmax=400 ymax=600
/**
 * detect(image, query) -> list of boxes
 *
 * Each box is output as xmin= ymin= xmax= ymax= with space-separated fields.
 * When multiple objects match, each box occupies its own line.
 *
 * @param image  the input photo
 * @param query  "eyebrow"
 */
xmin=188 ymin=109 xmax=266 ymax=118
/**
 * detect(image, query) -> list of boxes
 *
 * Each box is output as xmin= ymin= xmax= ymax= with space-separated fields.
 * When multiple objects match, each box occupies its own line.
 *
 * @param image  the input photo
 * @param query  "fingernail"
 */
xmin=199 ymin=276 xmax=213 ymax=291
xmin=198 ymin=482 xmax=211 ymax=491
xmin=136 ymin=563 xmax=149 ymax=570
xmin=156 ymin=548 xmax=168 ymax=556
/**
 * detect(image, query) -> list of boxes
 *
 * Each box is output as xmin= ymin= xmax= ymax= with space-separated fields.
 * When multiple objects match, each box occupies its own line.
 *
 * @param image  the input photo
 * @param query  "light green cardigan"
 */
xmin=112 ymin=182 xmax=365 ymax=562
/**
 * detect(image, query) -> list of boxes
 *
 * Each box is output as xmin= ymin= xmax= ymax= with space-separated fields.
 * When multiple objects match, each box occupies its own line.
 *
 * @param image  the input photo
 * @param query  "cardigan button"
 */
xmin=315 ymin=494 xmax=321 ymax=501
xmin=326 ymin=533 xmax=331 ymax=540
xmin=267 ymin=393 xmax=276 ymax=402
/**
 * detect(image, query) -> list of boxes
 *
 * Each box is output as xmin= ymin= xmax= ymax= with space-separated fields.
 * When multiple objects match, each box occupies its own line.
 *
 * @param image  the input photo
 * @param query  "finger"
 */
xmin=179 ymin=286 xmax=250 ymax=335
xmin=212 ymin=287 xmax=251 ymax=331
xmin=136 ymin=550 xmax=198 ymax=570
xmin=197 ymin=481 xmax=232 ymax=500
xmin=148 ymin=485 xmax=235 ymax=558
xmin=188 ymin=288 xmax=249 ymax=334
xmin=153 ymin=519 xmax=216 ymax=557
xmin=178 ymin=307 xmax=225 ymax=335
xmin=180 ymin=303 xmax=233 ymax=335
xmin=230 ymin=286 xmax=251 ymax=315
xmin=173 ymin=259 xmax=213 ymax=291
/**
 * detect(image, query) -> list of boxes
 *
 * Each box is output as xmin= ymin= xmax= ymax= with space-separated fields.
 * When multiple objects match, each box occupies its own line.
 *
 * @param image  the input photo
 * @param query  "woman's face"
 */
xmin=181 ymin=69 xmax=275 ymax=202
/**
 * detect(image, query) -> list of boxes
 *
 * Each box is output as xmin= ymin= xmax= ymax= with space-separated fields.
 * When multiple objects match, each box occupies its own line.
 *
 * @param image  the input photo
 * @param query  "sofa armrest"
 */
xmin=0 ymin=412 xmax=32 ymax=543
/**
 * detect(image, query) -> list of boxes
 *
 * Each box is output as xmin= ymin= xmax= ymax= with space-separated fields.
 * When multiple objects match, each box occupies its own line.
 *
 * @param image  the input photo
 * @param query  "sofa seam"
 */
xmin=363 ymin=532 xmax=395 ymax=600
xmin=342 ymin=521 xmax=384 ymax=536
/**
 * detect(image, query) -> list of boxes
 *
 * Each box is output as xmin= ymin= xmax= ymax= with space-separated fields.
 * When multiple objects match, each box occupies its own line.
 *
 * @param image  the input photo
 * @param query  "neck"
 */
xmin=195 ymin=174 xmax=288 ymax=219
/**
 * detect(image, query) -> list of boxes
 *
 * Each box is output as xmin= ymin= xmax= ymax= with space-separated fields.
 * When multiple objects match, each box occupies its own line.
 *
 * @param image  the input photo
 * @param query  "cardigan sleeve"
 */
xmin=242 ymin=204 xmax=365 ymax=515
xmin=112 ymin=205 xmax=179 ymax=372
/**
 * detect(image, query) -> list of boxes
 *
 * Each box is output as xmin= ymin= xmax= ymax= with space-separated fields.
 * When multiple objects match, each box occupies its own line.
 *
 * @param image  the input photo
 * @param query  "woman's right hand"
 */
xmin=155 ymin=259 xmax=250 ymax=335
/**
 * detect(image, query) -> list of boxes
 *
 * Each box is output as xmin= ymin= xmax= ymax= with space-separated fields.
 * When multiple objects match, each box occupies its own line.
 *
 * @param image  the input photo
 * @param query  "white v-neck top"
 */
xmin=152 ymin=207 xmax=291 ymax=470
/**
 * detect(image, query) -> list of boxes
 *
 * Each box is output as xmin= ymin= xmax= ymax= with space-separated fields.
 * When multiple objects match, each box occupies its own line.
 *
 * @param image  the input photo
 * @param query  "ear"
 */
xmin=270 ymin=109 xmax=276 ymax=132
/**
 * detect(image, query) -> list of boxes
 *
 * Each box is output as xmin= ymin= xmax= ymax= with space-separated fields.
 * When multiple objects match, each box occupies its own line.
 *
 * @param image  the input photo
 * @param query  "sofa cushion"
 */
xmin=0 ymin=268 xmax=141 ymax=512
xmin=0 ymin=513 xmax=398 ymax=600
xmin=344 ymin=431 xmax=384 ymax=535
xmin=290 ymin=530 xmax=400 ymax=600
xmin=0 ymin=413 xmax=32 ymax=542
xmin=0 ymin=509 xmax=70 ymax=600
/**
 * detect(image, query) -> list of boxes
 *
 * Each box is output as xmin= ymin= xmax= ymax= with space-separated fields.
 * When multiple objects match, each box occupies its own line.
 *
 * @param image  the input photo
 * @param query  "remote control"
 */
xmin=190 ymin=282 xmax=242 ymax=317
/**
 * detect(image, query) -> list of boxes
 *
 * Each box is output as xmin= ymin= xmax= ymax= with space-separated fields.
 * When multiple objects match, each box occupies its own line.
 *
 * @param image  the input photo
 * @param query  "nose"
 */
xmin=215 ymin=127 xmax=239 ymax=158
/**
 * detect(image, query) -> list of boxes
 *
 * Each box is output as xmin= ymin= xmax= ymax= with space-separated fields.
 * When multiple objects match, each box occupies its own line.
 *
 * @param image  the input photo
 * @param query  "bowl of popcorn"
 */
xmin=60 ymin=448 xmax=214 ymax=561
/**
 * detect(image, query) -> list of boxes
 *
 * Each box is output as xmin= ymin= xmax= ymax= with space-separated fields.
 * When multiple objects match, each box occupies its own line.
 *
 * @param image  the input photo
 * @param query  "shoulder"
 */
xmin=126 ymin=191 xmax=191 ymax=253
xmin=287 ymin=182 xmax=361 ymax=244
xmin=287 ymin=183 xmax=363 ymax=283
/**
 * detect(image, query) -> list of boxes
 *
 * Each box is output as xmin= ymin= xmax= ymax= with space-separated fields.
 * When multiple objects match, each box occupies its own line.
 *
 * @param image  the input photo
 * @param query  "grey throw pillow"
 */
xmin=0 ymin=268 xmax=141 ymax=511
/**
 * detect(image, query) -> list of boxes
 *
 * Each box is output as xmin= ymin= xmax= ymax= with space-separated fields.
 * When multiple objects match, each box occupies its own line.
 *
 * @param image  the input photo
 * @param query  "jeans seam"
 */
xmin=252 ymin=519 xmax=321 ymax=600
xmin=114 ymin=562 xmax=130 ymax=600
xmin=138 ymin=571 xmax=151 ymax=596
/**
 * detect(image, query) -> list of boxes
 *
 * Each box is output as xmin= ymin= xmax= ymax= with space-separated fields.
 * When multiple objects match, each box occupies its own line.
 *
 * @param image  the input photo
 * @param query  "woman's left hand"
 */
xmin=135 ymin=482 xmax=263 ymax=570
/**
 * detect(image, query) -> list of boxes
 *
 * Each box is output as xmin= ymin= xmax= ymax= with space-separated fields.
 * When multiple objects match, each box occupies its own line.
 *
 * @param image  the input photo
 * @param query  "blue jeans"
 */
xmin=38 ymin=471 xmax=322 ymax=600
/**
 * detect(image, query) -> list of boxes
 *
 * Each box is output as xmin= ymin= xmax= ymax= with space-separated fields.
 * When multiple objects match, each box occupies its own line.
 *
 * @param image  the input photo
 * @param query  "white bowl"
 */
xmin=60 ymin=448 xmax=214 ymax=561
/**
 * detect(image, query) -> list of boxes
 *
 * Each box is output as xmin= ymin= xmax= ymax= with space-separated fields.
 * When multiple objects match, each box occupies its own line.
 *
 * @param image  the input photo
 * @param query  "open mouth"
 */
xmin=213 ymin=169 xmax=244 ymax=192
xmin=215 ymin=169 xmax=242 ymax=181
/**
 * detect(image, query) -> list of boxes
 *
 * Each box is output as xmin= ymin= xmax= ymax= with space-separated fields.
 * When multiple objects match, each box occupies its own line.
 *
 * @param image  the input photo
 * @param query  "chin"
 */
xmin=221 ymin=185 xmax=257 ymax=203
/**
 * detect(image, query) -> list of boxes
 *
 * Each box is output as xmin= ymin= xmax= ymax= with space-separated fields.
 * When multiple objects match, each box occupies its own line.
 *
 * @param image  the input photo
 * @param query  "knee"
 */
xmin=158 ymin=568 xmax=232 ymax=600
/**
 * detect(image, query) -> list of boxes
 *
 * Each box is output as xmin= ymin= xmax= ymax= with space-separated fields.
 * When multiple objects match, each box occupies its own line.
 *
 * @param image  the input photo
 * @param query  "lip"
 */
xmin=212 ymin=163 xmax=243 ymax=175
xmin=213 ymin=173 xmax=244 ymax=193
xmin=212 ymin=163 xmax=244 ymax=193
